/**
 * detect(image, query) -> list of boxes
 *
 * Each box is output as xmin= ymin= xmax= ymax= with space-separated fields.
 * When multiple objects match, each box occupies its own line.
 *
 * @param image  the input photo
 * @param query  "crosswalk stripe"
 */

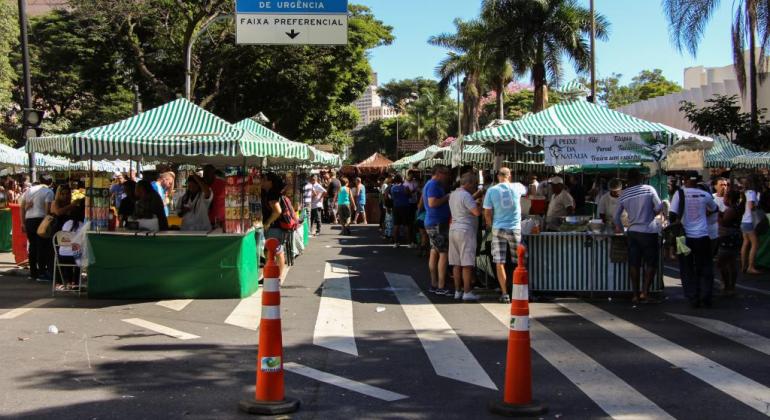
xmin=384 ymin=272 xmax=497 ymax=390
xmin=735 ymin=284 xmax=770 ymax=296
xmin=0 ymin=298 xmax=54 ymax=320
xmin=668 ymin=313 xmax=770 ymax=357
xmin=482 ymin=302 xmax=674 ymax=420
xmin=313 ymin=263 xmax=357 ymax=356
xmin=122 ymin=318 xmax=200 ymax=340
xmin=284 ymin=362 xmax=408 ymax=401
xmin=224 ymin=290 xmax=262 ymax=331
xmin=156 ymin=299 xmax=193 ymax=311
xmin=561 ymin=302 xmax=770 ymax=416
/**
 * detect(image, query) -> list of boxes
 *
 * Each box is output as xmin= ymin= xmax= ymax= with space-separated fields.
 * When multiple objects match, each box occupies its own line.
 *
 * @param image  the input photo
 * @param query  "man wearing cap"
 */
xmin=545 ymin=176 xmax=575 ymax=231
xmin=598 ymin=178 xmax=623 ymax=226
xmin=615 ymin=169 xmax=664 ymax=303
xmin=483 ymin=167 xmax=528 ymax=303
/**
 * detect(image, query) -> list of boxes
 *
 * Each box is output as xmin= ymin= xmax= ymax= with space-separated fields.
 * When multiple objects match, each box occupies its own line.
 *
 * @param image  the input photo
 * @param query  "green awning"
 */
xmin=464 ymin=100 xmax=688 ymax=147
xmin=391 ymin=145 xmax=444 ymax=169
xmin=731 ymin=151 xmax=770 ymax=169
xmin=26 ymin=98 xmax=301 ymax=165
xmin=706 ymin=137 xmax=752 ymax=169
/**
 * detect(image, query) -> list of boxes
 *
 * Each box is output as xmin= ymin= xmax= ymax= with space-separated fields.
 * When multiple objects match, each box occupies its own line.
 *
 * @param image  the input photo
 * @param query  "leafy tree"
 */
xmin=483 ymin=0 xmax=610 ymax=112
xmin=407 ymin=90 xmax=456 ymax=143
xmin=680 ymin=94 xmax=770 ymax=151
xmin=664 ymin=0 xmax=769 ymax=136
xmin=479 ymin=88 xmax=563 ymax=127
xmin=350 ymin=117 xmax=401 ymax=163
xmin=579 ymin=69 xmax=681 ymax=109
xmin=378 ymin=78 xmax=440 ymax=109
xmin=0 ymin=1 xmax=18 ymax=145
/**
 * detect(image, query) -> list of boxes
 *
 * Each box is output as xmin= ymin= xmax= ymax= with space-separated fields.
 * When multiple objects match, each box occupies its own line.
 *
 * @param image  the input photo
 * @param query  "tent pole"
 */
xmin=89 ymin=152 xmax=95 ymax=231
xmin=240 ymin=157 xmax=246 ymax=233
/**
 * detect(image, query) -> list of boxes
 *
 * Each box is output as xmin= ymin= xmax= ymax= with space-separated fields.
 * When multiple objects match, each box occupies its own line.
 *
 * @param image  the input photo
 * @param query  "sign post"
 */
xmin=236 ymin=0 xmax=349 ymax=45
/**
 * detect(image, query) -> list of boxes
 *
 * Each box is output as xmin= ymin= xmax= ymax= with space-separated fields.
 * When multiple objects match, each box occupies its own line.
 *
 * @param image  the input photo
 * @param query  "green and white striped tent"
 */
xmin=419 ymin=144 xmax=495 ymax=169
xmin=463 ymin=99 xmax=700 ymax=147
xmin=235 ymin=118 xmax=341 ymax=168
xmin=27 ymin=98 xmax=305 ymax=165
xmin=391 ymin=145 xmax=445 ymax=170
xmin=730 ymin=152 xmax=770 ymax=169
xmin=706 ymin=137 xmax=752 ymax=168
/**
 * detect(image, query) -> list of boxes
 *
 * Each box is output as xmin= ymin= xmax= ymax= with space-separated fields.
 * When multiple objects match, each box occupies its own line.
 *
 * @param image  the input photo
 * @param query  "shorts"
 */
xmin=491 ymin=228 xmax=522 ymax=264
xmin=449 ymin=229 xmax=477 ymax=266
xmin=356 ymin=203 xmax=366 ymax=214
xmin=338 ymin=204 xmax=351 ymax=224
xmin=741 ymin=222 xmax=754 ymax=233
xmin=426 ymin=223 xmax=449 ymax=253
xmin=265 ymin=227 xmax=285 ymax=255
xmin=393 ymin=206 xmax=411 ymax=226
xmin=627 ymin=231 xmax=659 ymax=268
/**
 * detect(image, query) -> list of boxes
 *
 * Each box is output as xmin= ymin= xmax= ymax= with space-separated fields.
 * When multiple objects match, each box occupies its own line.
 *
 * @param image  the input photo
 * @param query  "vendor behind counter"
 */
xmin=545 ymin=176 xmax=575 ymax=231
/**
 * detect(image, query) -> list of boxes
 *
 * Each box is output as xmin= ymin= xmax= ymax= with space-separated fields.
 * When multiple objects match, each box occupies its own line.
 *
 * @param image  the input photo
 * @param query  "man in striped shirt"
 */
xmin=614 ymin=169 xmax=664 ymax=303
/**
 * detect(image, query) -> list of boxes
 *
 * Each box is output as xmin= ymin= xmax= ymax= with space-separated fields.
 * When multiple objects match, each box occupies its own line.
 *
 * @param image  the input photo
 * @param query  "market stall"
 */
xmin=464 ymin=87 xmax=711 ymax=293
xmin=27 ymin=98 xmax=312 ymax=299
xmin=341 ymin=153 xmax=393 ymax=224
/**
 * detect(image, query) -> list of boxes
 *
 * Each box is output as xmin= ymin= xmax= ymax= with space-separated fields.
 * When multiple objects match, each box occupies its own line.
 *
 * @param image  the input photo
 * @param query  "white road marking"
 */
xmin=669 ymin=313 xmax=770 ymax=357
xmin=224 ymin=290 xmax=262 ymax=331
xmin=0 ymin=298 xmax=54 ymax=320
xmin=482 ymin=302 xmax=674 ymax=419
xmin=384 ymin=272 xmax=497 ymax=390
xmin=735 ymin=284 xmax=770 ymax=296
xmin=561 ymin=302 xmax=770 ymax=416
xmin=121 ymin=318 xmax=200 ymax=340
xmin=314 ymin=263 xmax=357 ymax=356
xmin=156 ymin=299 xmax=193 ymax=311
xmin=284 ymin=362 xmax=408 ymax=401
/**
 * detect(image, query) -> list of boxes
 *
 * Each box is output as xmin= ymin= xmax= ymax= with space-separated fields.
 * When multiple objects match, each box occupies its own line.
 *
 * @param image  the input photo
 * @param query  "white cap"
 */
xmin=548 ymin=176 xmax=564 ymax=185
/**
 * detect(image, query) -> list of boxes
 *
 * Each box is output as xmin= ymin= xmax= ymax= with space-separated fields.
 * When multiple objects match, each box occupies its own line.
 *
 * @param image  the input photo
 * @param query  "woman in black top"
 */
xmin=134 ymin=179 xmax=168 ymax=231
xmin=718 ymin=190 xmax=743 ymax=296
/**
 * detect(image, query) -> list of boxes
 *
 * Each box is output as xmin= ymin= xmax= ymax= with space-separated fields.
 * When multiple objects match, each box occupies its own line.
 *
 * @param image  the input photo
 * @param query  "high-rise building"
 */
xmin=351 ymin=72 xmax=397 ymax=130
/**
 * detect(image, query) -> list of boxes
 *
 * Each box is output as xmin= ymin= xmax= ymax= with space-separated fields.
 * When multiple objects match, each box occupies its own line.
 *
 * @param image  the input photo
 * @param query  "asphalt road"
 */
xmin=2 ymin=225 xmax=770 ymax=419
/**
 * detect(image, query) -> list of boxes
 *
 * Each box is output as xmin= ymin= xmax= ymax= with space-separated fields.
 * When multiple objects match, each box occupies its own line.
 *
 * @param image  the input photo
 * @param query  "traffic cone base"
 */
xmin=488 ymin=399 xmax=547 ymax=417
xmin=238 ymin=397 xmax=300 ymax=415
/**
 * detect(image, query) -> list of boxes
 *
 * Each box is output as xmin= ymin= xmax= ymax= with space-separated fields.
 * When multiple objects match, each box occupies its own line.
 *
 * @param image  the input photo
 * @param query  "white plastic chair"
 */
xmin=52 ymin=231 xmax=84 ymax=296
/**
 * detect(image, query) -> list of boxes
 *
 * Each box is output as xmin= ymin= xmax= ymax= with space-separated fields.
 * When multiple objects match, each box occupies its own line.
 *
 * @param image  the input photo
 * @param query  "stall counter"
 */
xmin=526 ymin=231 xmax=664 ymax=293
xmin=86 ymin=230 xmax=262 ymax=299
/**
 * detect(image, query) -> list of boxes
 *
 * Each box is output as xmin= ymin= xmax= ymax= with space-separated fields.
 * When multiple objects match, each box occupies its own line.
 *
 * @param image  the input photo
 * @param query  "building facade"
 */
xmin=351 ymin=73 xmax=397 ymax=130
xmin=618 ymin=50 xmax=770 ymax=132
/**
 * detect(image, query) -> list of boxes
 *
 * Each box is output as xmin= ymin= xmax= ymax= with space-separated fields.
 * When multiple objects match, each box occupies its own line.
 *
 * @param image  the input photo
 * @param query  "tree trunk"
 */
xmin=532 ymin=62 xmax=548 ymax=112
xmin=749 ymin=9 xmax=759 ymax=137
xmin=497 ymin=79 xmax=505 ymax=120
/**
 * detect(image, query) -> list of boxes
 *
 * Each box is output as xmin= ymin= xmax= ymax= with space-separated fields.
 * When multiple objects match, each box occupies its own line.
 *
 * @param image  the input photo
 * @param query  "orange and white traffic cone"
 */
xmin=489 ymin=244 xmax=547 ymax=417
xmin=239 ymin=238 xmax=300 ymax=415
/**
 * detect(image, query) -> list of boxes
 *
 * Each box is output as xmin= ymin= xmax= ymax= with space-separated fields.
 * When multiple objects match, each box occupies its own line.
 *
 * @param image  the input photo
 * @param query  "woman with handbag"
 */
xmin=20 ymin=176 xmax=55 ymax=281
xmin=718 ymin=190 xmax=743 ymax=296
xmin=740 ymin=176 xmax=762 ymax=274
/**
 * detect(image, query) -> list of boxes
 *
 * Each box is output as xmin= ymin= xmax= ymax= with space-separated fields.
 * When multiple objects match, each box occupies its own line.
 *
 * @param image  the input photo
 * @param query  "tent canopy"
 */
xmin=731 ymin=151 xmax=770 ymax=169
xmin=27 ymin=98 xmax=298 ymax=166
xmin=706 ymin=137 xmax=752 ymax=169
xmin=464 ymin=100 xmax=709 ymax=149
xmin=342 ymin=153 xmax=393 ymax=175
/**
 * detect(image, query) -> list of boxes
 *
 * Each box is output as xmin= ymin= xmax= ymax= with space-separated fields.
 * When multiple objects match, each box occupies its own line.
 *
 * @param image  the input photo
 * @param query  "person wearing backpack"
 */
xmin=261 ymin=172 xmax=291 ymax=269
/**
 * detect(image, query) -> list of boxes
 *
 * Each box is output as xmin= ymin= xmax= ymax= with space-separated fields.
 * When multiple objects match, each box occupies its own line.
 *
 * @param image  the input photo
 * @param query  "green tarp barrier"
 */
xmin=87 ymin=232 xmax=260 ymax=299
xmin=0 ymin=209 xmax=11 ymax=252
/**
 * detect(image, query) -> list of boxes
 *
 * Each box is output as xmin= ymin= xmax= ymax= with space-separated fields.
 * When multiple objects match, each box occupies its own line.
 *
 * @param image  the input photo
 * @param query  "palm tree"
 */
xmin=483 ymin=0 xmax=609 ymax=112
xmin=429 ymin=19 xmax=485 ymax=134
xmin=663 ymin=0 xmax=769 ymax=136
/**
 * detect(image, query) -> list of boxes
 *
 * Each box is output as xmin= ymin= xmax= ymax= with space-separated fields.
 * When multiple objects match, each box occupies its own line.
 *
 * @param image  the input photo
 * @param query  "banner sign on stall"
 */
xmin=236 ymin=0 xmax=349 ymax=45
xmin=543 ymin=133 xmax=667 ymax=166
xmin=398 ymin=139 xmax=427 ymax=153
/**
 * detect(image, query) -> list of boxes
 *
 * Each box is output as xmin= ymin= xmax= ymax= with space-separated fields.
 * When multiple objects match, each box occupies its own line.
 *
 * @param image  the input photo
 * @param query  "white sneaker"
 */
xmin=462 ymin=291 xmax=480 ymax=302
xmin=407 ymin=243 xmax=417 ymax=249
xmin=453 ymin=290 xmax=463 ymax=300
xmin=393 ymin=243 xmax=400 ymax=248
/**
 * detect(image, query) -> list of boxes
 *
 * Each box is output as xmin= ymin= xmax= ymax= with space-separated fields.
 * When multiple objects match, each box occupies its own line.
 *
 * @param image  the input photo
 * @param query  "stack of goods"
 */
xmin=86 ymin=175 xmax=111 ymax=229
xmin=248 ymin=170 xmax=262 ymax=225
xmin=224 ymin=174 xmax=251 ymax=233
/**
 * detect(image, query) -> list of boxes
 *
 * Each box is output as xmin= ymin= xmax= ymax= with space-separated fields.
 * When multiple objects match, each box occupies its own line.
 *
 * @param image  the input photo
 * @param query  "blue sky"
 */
xmin=355 ymin=0 xmax=736 ymax=87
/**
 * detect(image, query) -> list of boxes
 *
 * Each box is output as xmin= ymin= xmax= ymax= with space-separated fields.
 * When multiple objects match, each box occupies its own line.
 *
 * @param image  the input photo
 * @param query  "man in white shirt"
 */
xmin=670 ymin=175 xmax=719 ymax=308
xmin=545 ymin=176 xmax=575 ymax=231
xmin=308 ymin=175 xmax=327 ymax=236
xmin=598 ymin=178 xmax=623 ymax=226
xmin=449 ymin=172 xmax=482 ymax=302
xmin=20 ymin=176 xmax=55 ymax=280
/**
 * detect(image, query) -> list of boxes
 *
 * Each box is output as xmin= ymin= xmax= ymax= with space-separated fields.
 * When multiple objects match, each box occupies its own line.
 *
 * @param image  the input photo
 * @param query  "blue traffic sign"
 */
xmin=236 ymin=0 xmax=348 ymax=14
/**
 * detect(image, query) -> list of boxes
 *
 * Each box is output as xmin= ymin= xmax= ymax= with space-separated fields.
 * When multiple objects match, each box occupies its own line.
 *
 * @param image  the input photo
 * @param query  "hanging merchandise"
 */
xmin=86 ymin=175 xmax=111 ymax=230
xmin=248 ymin=169 xmax=263 ymax=225
xmin=224 ymin=173 xmax=251 ymax=234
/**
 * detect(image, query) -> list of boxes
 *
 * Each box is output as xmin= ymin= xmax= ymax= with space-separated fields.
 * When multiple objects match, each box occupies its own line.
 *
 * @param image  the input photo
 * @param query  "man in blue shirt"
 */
xmin=389 ymin=174 xmax=412 ymax=248
xmin=423 ymin=165 xmax=452 ymax=295
xmin=483 ymin=167 xmax=527 ymax=303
